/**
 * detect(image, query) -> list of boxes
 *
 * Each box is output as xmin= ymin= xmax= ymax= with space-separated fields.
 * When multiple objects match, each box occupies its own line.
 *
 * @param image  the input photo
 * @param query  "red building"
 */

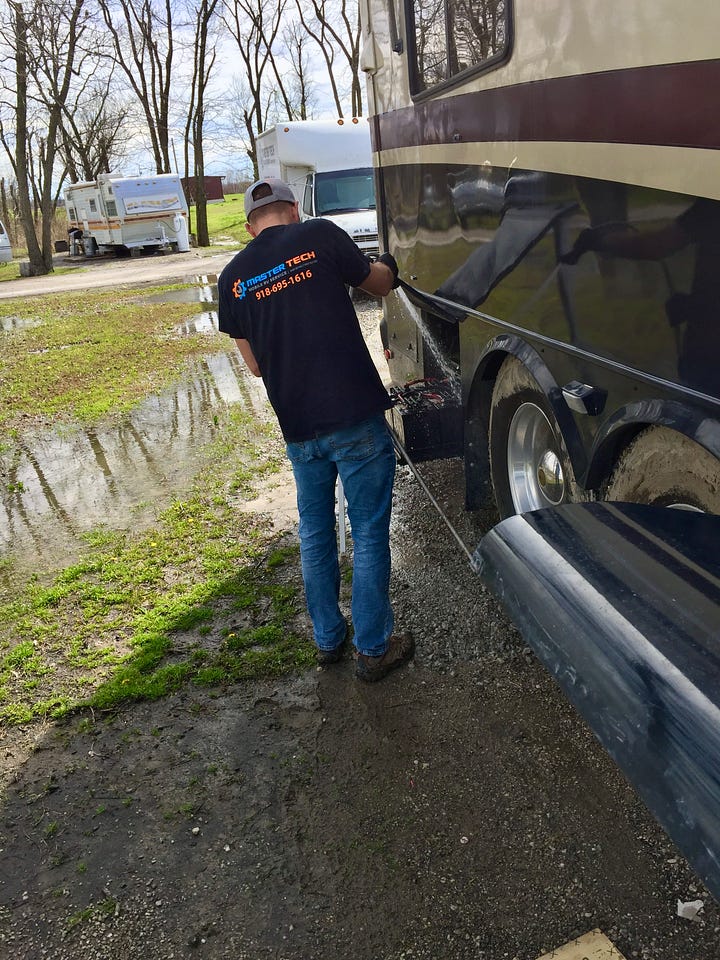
xmin=181 ymin=176 xmax=225 ymax=204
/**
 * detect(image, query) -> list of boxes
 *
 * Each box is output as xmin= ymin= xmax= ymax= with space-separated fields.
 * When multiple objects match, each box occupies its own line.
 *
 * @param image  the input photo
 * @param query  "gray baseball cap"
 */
xmin=244 ymin=178 xmax=296 ymax=217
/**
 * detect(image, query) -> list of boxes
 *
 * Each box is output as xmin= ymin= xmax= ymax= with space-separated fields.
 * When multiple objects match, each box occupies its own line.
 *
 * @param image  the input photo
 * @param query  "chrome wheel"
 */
xmin=490 ymin=355 xmax=585 ymax=519
xmin=507 ymin=402 xmax=566 ymax=512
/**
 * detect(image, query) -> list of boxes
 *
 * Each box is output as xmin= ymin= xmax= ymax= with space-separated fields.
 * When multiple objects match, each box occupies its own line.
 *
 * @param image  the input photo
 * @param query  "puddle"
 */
xmin=0 ymin=349 xmax=270 ymax=584
xmin=145 ymin=276 xmax=220 ymax=337
xmin=1 ymin=315 xmax=42 ymax=332
xmin=177 ymin=311 xmax=219 ymax=336
xmin=145 ymin=276 xmax=218 ymax=305
xmin=0 ymin=290 xmax=382 ymax=587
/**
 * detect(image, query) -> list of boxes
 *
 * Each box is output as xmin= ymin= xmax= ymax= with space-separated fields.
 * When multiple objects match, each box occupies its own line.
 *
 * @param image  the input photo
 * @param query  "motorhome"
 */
xmin=256 ymin=119 xmax=379 ymax=256
xmin=64 ymin=173 xmax=191 ymax=256
xmin=362 ymin=0 xmax=720 ymax=901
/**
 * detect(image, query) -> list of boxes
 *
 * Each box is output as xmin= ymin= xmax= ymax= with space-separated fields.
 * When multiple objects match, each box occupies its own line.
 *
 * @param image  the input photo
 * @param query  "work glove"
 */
xmin=377 ymin=251 xmax=401 ymax=288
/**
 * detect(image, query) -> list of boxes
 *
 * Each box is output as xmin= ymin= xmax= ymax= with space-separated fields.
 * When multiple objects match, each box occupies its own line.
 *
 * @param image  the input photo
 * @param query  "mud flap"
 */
xmin=473 ymin=501 xmax=720 ymax=900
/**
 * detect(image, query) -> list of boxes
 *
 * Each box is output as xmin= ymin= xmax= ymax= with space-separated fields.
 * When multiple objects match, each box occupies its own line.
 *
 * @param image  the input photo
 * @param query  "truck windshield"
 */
xmin=314 ymin=168 xmax=376 ymax=216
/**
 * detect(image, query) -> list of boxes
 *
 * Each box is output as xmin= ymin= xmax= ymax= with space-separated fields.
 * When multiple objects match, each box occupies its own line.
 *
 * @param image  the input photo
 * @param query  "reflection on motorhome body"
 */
xmin=0 ymin=350 xmax=269 ymax=580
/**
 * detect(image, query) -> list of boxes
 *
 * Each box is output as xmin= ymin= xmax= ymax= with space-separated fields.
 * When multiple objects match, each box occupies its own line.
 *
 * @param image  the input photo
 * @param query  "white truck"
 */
xmin=256 ymin=119 xmax=379 ymax=257
xmin=64 ymin=173 xmax=191 ymax=256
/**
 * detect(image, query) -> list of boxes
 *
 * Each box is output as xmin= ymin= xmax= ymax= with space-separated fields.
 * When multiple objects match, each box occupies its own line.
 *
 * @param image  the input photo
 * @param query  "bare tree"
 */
xmin=295 ymin=0 xmax=363 ymax=117
xmin=0 ymin=0 xmax=89 ymax=275
xmin=453 ymin=0 xmax=506 ymax=64
xmin=98 ymin=0 xmax=174 ymax=174
xmin=283 ymin=19 xmax=318 ymax=120
xmin=180 ymin=0 xmax=221 ymax=246
xmin=58 ymin=81 xmax=132 ymax=182
xmin=222 ymin=0 xmax=297 ymax=176
xmin=413 ymin=0 xmax=448 ymax=87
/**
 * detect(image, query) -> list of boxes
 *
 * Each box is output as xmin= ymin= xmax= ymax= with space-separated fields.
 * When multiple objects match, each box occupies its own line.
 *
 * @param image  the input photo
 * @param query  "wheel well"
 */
xmin=463 ymin=350 xmax=507 ymax=509
xmin=587 ymin=424 xmax=646 ymax=494
xmin=464 ymin=344 xmax=590 ymax=505
xmin=604 ymin=424 xmax=720 ymax=512
xmin=587 ymin=404 xmax=720 ymax=493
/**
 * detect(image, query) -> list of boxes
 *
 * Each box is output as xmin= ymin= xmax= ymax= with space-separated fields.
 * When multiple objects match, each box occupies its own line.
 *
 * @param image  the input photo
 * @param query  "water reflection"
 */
xmin=1 ymin=315 xmax=42 ymax=332
xmin=178 ymin=311 xmax=219 ymax=336
xmin=148 ymin=277 xmax=220 ymax=337
xmin=145 ymin=276 xmax=218 ymax=306
xmin=0 ymin=349 xmax=270 ymax=581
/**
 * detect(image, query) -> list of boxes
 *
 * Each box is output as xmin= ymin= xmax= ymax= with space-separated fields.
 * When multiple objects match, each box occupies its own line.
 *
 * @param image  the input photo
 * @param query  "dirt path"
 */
xmin=0 ymin=248 xmax=237 ymax=299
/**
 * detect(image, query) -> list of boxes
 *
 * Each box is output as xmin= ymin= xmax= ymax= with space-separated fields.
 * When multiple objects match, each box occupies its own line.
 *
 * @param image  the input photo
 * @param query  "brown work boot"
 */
xmin=316 ymin=623 xmax=350 ymax=666
xmin=355 ymin=632 xmax=415 ymax=683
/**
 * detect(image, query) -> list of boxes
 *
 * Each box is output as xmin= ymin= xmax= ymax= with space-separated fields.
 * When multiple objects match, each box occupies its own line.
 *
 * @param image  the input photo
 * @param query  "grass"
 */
xmin=0 ymin=405 xmax=313 ymax=726
xmin=0 ymin=286 xmax=235 ymax=432
xmin=193 ymin=192 xmax=248 ymax=245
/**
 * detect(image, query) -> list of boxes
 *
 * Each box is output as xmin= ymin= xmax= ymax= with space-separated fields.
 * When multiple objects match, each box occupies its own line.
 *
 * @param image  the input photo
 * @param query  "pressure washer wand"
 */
xmin=390 ymin=430 xmax=479 ymax=571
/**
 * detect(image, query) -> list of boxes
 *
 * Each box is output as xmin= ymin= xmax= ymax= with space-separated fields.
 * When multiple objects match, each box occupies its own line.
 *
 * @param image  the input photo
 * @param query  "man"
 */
xmin=217 ymin=178 xmax=414 ymax=682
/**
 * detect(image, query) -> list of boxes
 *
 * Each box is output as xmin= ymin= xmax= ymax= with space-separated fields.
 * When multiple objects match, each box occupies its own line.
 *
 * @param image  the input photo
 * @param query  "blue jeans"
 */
xmin=286 ymin=415 xmax=396 ymax=658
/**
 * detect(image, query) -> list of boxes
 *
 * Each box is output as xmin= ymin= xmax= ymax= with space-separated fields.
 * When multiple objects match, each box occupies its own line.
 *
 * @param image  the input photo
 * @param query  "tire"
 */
xmin=489 ymin=355 xmax=586 ymax=518
xmin=605 ymin=425 xmax=720 ymax=513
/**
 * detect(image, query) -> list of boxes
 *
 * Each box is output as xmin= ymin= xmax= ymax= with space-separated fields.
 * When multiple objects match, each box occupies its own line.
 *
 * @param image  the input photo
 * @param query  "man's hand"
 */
xmin=360 ymin=251 xmax=400 ymax=297
xmin=377 ymin=252 xmax=401 ymax=289
xmin=560 ymin=223 xmax=640 ymax=264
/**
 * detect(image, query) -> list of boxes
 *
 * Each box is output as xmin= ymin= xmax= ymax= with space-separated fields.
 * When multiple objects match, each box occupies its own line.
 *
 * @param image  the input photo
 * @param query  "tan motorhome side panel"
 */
xmin=363 ymin=0 xmax=720 ymax=199
xmin=364 ymin=0 xmax=720 ymax=113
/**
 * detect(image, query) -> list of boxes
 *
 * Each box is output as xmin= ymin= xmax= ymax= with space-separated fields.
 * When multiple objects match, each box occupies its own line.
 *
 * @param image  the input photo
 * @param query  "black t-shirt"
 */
xmin=218 ymin=218 xmax=391 ymax=442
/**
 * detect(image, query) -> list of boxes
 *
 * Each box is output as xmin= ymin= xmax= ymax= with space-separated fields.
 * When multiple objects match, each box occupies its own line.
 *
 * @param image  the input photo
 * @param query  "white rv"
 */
xmin=256 ymin=119 xmax=379 ymax=256
xmin=0 ymin=219 xmax=12 ymax=263
xmin=64 ymin=173 xmax=191 ymax=256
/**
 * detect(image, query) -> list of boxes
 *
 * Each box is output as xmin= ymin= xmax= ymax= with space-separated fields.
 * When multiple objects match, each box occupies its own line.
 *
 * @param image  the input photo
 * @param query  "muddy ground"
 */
xmin=1 ymin=256 xmax=718 ymax=959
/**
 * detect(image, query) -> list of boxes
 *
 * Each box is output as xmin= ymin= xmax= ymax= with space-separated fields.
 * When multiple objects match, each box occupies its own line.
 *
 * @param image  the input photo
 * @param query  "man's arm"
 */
xmin=235 ymin=338 xmax=261 ymax=376
xmin=358 ymin=253 xmax=401 ymax=297
xmin=358 ymin=261 xmax=396 ymax=297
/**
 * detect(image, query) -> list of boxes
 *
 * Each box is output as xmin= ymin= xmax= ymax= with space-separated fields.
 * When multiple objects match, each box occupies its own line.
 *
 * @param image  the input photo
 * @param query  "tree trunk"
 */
xmin=13 ymin=4 xmax=47 ymax=274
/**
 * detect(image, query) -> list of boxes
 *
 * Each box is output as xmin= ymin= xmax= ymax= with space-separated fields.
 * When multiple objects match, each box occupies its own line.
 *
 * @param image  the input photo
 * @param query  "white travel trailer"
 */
xmin=64 ymin=173 xmax=191 ymax=255
xmin=0 ymin=219 xmax=12 ymax=263
xmin=256 ymin=119 xmax=379 ymax=256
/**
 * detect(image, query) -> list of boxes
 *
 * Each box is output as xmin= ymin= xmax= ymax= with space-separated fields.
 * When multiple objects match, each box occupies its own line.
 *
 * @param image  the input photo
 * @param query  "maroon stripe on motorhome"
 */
xmin=375 ymin=60 xmax=720 ymax=152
